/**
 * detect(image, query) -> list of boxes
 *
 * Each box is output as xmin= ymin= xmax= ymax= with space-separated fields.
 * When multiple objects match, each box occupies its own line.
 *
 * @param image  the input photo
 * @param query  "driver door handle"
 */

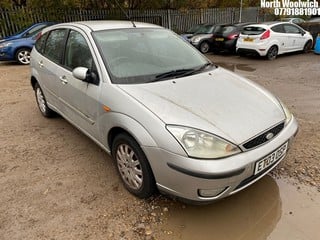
xmin=59 ymin=76 xmax=68 ymax=85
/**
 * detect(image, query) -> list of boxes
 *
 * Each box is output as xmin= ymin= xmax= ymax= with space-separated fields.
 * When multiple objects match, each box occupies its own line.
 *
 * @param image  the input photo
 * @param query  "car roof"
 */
xmin=243 ymin=21 xmax=294 ymax=29
xmin=51 ymin=20 xmax=162 ymax=32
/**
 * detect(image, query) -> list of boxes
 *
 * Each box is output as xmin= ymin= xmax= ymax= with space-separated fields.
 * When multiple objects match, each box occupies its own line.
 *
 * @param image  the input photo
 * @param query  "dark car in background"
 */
xmin=180 ymin=23 xmax=205 ymax=42
xmin=211 ymin=22 xmax=255 ymax=53
xmin=298 ymin=17 xmax=320 ymax=46
xmin=189 ymin=23 xmax=217 ymax=53
xmin=0 ymin=22 xmax=55 ymax=64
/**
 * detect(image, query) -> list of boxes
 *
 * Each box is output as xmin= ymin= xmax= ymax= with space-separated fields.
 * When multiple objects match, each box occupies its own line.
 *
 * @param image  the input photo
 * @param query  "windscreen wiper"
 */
xmin=152 ymin=62 xmax=213 ymax=82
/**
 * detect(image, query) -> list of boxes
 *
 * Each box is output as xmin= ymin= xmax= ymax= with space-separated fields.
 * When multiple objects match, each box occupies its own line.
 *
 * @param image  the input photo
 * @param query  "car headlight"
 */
xmin=0 ymin=42 xmax=12 ymax=48
xmin=191 ymin=37 xmax=201 ymax=43
xmin=279 ymin=100 xmax=292 ymax=125
xmin=166 ymin=125 xmax=241 ymax=159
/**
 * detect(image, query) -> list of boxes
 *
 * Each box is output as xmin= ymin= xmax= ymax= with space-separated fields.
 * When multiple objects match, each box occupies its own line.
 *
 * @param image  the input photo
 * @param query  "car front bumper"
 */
xmin=0 ymin=47 xmax=14 ymax=61
xmin=142 ymin=116 xmax=298 ymax=203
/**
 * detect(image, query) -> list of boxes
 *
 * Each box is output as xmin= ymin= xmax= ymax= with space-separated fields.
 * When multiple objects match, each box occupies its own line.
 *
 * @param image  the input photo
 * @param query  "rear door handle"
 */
xmin=59 ymin=76 xmax=68 ymax=85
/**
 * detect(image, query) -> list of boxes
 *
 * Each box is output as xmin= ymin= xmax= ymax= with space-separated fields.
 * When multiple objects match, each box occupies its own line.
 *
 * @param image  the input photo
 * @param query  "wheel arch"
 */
xmin=14 ymin=46 xmax=32 ymax=57
xmin=108 ymin=127 xmax=131 ymax=152
xmin=103 ymin=113 xmax=158 ymax=154
xmin=31 ymin=76 xmax=38 ymax=90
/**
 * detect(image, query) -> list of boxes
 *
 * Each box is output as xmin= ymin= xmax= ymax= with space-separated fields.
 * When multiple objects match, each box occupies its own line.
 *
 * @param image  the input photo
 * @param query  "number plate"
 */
xmin=254 ymin=142 xmax=288 ymax=175
xmin=243 ymin=37 xmax=254 ymax=42
xmin=215 ymin=38 xmax=224 ymax=41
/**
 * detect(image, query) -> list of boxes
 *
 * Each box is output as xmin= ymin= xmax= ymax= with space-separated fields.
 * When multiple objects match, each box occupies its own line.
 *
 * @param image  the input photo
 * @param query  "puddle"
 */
xmin=216 ymin=62 xmax=256 ymax=72
xmin=156 ymin=176 xmax=320 ymax=240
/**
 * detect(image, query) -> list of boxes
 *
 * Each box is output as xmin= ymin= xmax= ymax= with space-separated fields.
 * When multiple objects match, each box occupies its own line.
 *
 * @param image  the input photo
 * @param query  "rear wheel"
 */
xmin=266 ymin=45 xmax=278 ymax=60
xmin=303 ymin=40 xmax=312 ymax=53
xmin=112 ymin=133 xmax=156 ymax=198
xmin=34 ymin=83 xmax=55 ymax=117
xmin=15 ymin=48 xmax=31 ymax=65
xmin=199 ymin=41 xmax=210 ymax=54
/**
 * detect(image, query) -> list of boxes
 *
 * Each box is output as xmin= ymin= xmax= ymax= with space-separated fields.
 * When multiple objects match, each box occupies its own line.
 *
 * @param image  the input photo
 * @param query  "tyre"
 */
xmin=303 ymin=40 xmax=312 ymax=53
xmin=266 ymin=45 xmax=278 ymax=60
xmin=199 ymin=41 xmax=210 ymax=54
xmin=15 ymin=48 xmax=31 ymax=65
xmin=112 ymin=133 xmax=156 ymax=198
xmin=34 ymin=83 xmax=55 ymax=117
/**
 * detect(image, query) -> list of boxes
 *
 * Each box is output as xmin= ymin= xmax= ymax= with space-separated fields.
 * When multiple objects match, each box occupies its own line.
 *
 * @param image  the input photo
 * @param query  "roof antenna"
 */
xmin=113 ymin=0 xmax=136 ymax=27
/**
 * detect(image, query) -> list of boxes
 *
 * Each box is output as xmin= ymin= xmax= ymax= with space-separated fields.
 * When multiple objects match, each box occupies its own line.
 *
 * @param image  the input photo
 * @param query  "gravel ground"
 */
xmin=0 ymin=51 xmax=319 ymax=239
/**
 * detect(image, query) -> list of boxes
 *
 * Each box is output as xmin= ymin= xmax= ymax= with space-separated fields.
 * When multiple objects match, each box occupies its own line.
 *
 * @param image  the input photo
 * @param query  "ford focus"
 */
xmin=30 ymin=21 xmax=298 ymax=203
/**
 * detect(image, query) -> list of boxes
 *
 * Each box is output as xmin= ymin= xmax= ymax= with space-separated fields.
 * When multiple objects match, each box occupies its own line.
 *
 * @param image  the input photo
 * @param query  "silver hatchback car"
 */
xmin=30 ymin=21 xmax=298 ymax=203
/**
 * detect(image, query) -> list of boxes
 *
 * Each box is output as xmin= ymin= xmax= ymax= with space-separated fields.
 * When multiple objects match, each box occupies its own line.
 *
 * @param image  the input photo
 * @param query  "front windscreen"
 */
xmin=93 ymin=28 xmax=210 ymax=84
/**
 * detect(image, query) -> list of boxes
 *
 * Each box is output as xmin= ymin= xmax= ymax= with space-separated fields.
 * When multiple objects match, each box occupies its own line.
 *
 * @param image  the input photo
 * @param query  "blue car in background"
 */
xmin=0 ymin=22 xmax=55 ymax=64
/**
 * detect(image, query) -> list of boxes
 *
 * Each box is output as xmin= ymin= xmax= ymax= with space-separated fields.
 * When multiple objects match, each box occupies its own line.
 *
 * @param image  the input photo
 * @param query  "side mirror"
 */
xmin=73 ymin=67 xmax=88 ymax=81
xmin=301 ymin=31 xmax=305 ymax=36
xmin=72 ymin=67 xmax=99 ymax=85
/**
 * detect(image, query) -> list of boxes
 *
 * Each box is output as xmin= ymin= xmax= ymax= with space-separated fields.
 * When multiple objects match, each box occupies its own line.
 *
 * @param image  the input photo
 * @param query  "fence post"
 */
xmin=167 ymin=9 xmax=171 ymax=29
xmin=231 ymin=8 xmax=235 ymax=24
xmin=200 ymin=8 xmax=204 ymax=23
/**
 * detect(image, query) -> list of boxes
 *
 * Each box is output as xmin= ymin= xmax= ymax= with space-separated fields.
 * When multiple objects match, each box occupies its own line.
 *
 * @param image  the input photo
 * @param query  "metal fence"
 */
xmin=0 ymin=7 xmax=273 ymax=38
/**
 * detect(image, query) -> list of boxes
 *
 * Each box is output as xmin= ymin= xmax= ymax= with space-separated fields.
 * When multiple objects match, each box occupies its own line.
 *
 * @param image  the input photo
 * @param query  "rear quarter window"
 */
xmin=241 ymin=26 xmax=266 ymax=35
xmin=271 ymin=25 xmax=285 ymax=33
xmin=35 ymin=32 xmax=49 ymax=54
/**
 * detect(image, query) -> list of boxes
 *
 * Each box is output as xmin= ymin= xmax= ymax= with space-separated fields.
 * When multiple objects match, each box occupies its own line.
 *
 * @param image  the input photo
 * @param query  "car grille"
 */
xmin=242 ymin=122 xmax=285 ymax=150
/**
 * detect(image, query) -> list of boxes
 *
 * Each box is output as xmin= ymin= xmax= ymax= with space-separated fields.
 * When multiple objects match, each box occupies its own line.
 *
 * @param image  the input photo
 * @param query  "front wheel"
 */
xmin=112 ymin=133 xmax=156 ymax=198
xmin=199 ymin=41 xmax=210 ymax=54
xmin=303 ymin=40 xmax=312 ymax=53
xmin=15 ymin=48 xmax=31 ymax=65
xmin=266 ymin=45 xmax=278 ymax=60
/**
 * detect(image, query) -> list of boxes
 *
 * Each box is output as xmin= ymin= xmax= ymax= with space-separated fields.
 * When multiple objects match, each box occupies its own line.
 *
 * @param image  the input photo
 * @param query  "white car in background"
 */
xmin=236 ymin=22 xmax=313 ymax=60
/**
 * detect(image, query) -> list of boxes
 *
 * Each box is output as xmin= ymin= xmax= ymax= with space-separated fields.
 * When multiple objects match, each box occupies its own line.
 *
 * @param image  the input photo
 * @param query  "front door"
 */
xmin=56 ymin=29 xmax=101 ymax=139
xmin=283 ymin=24 xmax=304 ymax=51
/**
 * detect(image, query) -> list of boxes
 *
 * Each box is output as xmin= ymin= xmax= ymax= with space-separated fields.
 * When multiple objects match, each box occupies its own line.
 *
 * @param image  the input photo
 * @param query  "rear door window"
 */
xmin=241 ymin=26 xmax=266 ymax=35
xmin=43 ymin=29 xmax=68 ymax=64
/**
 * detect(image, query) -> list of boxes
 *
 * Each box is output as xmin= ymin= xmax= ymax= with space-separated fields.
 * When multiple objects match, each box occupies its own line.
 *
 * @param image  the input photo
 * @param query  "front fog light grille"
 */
xmin=198 ymin=187 xmax=228 ymax=198
xmin=242 ymin=122 xmax=284 ymax=150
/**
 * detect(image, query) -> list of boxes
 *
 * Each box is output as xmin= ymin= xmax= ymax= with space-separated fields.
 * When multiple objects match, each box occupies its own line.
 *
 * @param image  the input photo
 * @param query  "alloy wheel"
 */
xmin=36 ymin=87 xmax=47 ymax=113
xmin=17 ymin=50 xmax=31 ymax=64
xmin=116 ymin=143 xmax=143 ymax=190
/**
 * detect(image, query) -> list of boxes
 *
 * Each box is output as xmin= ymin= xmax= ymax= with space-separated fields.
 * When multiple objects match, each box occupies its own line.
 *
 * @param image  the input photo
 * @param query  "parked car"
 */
xmin=307 ymin=17 xmax=320 ymax=22
xmin=189 ymin=23 xmax=217 ymax=53
xmin=299 ymin=19 xmax=320 ymax=46
xmin=30 ymin=21 xmax=298 ymax=203
xmin=211 ymin=22 xmax=255 ymax=53
xmin=180 ymin=23 xmax=205 ymax=41
xmin=237 ymin=22 xmax=313 ymax=60
xmin=280 ymin=17 xmax=305 ymax=24
xmin=0 ymin=22 xmax=54 ymax=64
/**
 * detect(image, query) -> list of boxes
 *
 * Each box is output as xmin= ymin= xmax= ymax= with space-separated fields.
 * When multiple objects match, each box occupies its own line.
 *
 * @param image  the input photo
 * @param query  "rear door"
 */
xmin=35 ymin=29 xmax=68 ymax=108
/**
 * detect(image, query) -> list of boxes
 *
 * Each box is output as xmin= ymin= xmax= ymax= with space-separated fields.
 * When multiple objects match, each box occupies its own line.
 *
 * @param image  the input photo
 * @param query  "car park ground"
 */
xmin=0 ymin=52 xmax=319 ymax=239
